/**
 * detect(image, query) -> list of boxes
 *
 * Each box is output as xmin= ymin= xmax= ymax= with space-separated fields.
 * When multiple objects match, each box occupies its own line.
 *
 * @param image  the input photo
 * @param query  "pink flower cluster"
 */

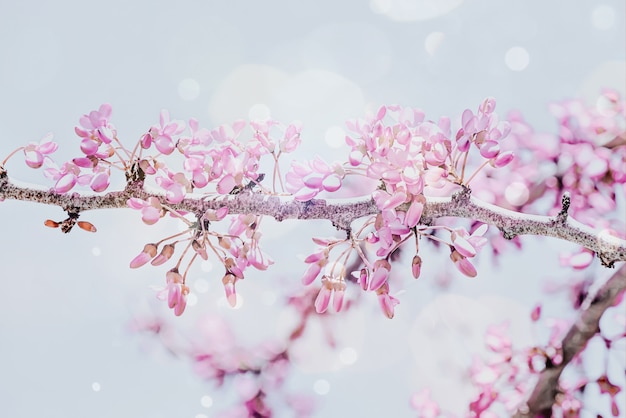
xmin=471 ymin=89 xmax=626 ymax=268
xmin=297 ymin=100 xmax=508 ymax=319
xmin=44 ymin=104 xmax=118 ymax=193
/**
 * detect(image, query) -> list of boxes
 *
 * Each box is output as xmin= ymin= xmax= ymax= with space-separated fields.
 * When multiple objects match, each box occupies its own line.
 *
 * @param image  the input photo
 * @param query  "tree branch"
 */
xmin=1 ymin=172 xmax=625 ymax=266
xmin=513 ymin=264 xmax=626 ymax=417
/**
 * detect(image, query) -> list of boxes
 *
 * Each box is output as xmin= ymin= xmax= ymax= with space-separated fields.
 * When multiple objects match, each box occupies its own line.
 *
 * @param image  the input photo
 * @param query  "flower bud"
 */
xmin=151 ymin=244 xmax=175 ymax=266
xmin=129 ymin=243 xmax=158 ymax=268
xmin=411 ymin=255 xmax=422 ymax=279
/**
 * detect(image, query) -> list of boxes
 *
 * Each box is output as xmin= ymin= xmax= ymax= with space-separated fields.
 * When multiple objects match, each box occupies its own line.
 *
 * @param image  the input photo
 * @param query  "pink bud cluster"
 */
xmin=298 ymin=99 xmax=506 ymax=318
xmin=472 ymin=89 xmax=626 ymax=268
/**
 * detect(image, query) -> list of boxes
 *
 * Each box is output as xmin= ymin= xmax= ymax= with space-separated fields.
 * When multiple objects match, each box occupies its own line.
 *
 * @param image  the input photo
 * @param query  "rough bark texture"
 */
xmin=1 ymin=173 xmax=624 ymax=266
xmin=513 ymin=265 xmax=626 ymax=417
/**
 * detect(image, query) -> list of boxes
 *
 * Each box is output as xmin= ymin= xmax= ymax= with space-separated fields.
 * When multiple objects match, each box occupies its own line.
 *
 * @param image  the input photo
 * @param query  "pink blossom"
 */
xmin=409 ymin=388 xmax=440 ymax=418
xmin=369 ymin=259 xmax=391 ymax=291
xmin=451 ymin=224 xmax=488 ymax=258
xmin=155 ymin=172 xmax=190 ymax=203
xmin=23 ymin=133 xmax=58 ymax=169
xmin=285 ymin=157 xmax=344 ymax=201
xmin=376 ymin=283 xmax=399 ymax=319
xmin=314 ymin=276 xmax=346 ymax=313
xmin=44 ymin=161 xmax=82 ymax=193
xmin=222 ymin=273 xmax=238 ymax=307
xmin=127 ymin=196 xmax=163 ymax=225
xmin=279 ymin=122 xmax=302 ymax=153
xmin=450 ymin=250 xmax=478 ymax=277
xmin=129 ymin=243 xmax=158 ymax=268
xmin=141 ymin=110 xmax=185 ymax=155
xmin=528 ymin=303 xmax=542 ymax=322
xmin=74 ymin=103 xmax=115 ymax=144
xmin=411 ymin=255 xmax=422 ymax=279
xmin=151 ymin=244 xmax=175 ymax=266
xmin=469 ymin=386 xmax=498 ymax=415
xmin=301 ymin=262 xmax=322 ymax=285
xmin=559 ymin=248 xmax=594 ymax=270
xmin=164 ymin=268 xmax=188 ymax=316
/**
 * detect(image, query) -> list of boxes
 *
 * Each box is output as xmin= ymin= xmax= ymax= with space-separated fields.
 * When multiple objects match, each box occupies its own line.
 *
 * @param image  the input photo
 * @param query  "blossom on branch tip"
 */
xmin=450 ymin=250 xmax=477 ymax=277
xmin=451 ymin=224 xmax=488 ymax=258
xmin=130 ymin=243 xmax=158 ymax=268
xmin=376 ymin=283 xmax=399 ymax=319
xmin=411 ymin=255 xmax=422 ymax=279
xmin=23 ymin=133 xmax=58 ymax=169
xmin=151 ymin=244 xmax=175 ymax=266
xmin=165 ymin=268 xmax=188 ymax=316
xmin=141 ymin=110 xmax=185 ymax=154
xmin=369 ymin=259 xmax=391 ymax=291
xmin=314 ymin=275 xmax=346 ymax=314
xmin=74 ymin=104 xmax=116 ymax=144
xmin=222 ymin=273 xmax=238 ymax=307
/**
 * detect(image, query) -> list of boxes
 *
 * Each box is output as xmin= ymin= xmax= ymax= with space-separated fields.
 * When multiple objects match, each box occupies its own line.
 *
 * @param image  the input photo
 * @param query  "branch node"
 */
xmin=598 ymin=253 xmax=615 ymax=268
xmin=556 ymin=192 xmax=570 ymax=224
xmin=452 ymin=185 xmax=472 ymax=203
xmin=500 ymin=227 xmax=518 ymax=240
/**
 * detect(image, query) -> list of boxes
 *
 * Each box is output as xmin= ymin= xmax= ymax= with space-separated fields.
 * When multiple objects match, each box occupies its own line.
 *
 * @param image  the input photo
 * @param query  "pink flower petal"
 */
xmin=322 ymin=175 xmax=341 ymax=192
xmin=141 ymin=206 xmax=161 ymax=225
xmin=314 ymin=286 xmax=331 ymax=314
xmin=369 ymin=266 xmax=389 ymax=291
xmin=155 ymin=135 xmax=175 ymax=155
xmin=301 ymin=263 xmax=321 ymax=285
xmin=405 ymin=200 xmax=423 ymax=228
xmin=453 ymin=233 xmax=477 ymax=258
xmin=332 ymin=289 xmax=344 ymax=312
xmin=217 ymin=174 xmax=237 ymax=195
xmin=54 ymin=173 xmax=77 ymax=193
xmin=90 ymin=172 xmax=110 ymax=192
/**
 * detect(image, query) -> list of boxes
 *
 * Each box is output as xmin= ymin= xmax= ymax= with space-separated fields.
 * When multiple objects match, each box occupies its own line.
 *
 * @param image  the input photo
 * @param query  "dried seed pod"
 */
xmin=77 ymin=221 xmax=97 ymax=232
xmin=44 ymin=219 xmax=60 ymax=228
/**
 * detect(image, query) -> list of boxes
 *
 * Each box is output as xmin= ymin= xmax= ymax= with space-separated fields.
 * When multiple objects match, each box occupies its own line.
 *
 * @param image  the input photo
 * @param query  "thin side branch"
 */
xmin=513 ymin=264 xmax=626 ymax=417
xmin=1 ymin=173 xmax=625 ymax=265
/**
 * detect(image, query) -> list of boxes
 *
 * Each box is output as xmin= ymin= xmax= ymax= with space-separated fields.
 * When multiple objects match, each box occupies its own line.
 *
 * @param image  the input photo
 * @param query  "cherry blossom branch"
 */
xmin=513 ymin=264 xmax=626 ymax=418
xmin=2 ymin=171 xmax=624 ymax=267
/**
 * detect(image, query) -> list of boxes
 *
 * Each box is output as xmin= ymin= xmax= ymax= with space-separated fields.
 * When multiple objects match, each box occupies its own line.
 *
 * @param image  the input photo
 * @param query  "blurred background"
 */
xmin=0 ymin=1 xmax=624 ymax=417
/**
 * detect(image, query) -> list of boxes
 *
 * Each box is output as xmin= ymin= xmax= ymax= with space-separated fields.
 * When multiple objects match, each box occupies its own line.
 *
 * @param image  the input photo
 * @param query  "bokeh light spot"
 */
xmin=91 ymin=247 xmax=101 ymax=256
xmin=200 ymin=260 xmax=213 ymax=273
xmin=313 ymin=379 xmax=330 ymax=395
xmin=200 ymin=395 xmax=213 ymax=408
xmin=339 ymin=347 xmax=358 ymax=365
xmin=505 ymin=182 xmax=530 ymax=206
xmin=505 ymin=47 xmax=530 ymax=71
xmin=425 ymin=32 xmax=445 ymax=56
xmin=92 ymin=382 xmax=101 ymax=392
xmin=248 ymin=103 xmax=272 ymax=120
xmin=371 ymin=0 xmax=464 ymax=21
xmin=591 ymin=5 xmax=615 ymax=30
xmin=325 ymin=126 xmax=345 ymax=149
xmin=178 ymin=78 xmax=200 ymax=101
